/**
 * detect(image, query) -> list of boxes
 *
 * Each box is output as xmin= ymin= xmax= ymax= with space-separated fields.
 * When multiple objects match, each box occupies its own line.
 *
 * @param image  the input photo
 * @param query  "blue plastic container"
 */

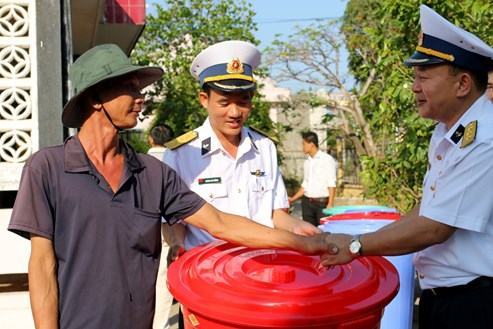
xmin=319 ymin=216 xmax=414 ymax=329
xmin=322 ymin=205 xmax=398 ymax=216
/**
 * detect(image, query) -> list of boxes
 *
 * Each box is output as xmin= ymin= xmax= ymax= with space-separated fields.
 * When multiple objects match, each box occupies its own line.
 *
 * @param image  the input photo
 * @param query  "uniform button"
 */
xmin=209 ymin=193 xmax=214 ymax=198
xmin=237 ymin=188 xmax=241 ymax=193
xmin=430 ymin=185 xmax=435 ymax=191
xmin=438 ymin=171 xmax=442 ymax=175
xmin=436 ymin=154 xmax=442 ymax=160
xmin=419 ymin=274 xmax=425 ymax=279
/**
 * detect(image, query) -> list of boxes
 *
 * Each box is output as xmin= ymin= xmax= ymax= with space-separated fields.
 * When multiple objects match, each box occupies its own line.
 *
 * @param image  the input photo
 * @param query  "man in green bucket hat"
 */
xmin=8 ymin=44 xmax=335 ymax=329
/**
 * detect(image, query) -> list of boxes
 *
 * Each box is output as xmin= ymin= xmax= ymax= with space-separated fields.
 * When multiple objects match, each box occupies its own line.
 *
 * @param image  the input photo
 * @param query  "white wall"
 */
xmin=0 ymin=209 xmax=30 ymax=274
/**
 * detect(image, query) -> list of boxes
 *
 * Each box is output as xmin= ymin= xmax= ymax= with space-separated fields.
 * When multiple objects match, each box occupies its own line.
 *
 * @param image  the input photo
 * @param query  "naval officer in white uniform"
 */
xmin=321 ymin=5 xmax=493 ymax=329
xmin=163 ymin=40 xmax=320 ymax=253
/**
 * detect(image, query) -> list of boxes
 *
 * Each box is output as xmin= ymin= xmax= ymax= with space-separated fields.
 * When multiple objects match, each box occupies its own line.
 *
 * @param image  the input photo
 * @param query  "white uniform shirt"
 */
xmin=301 ymin=150 xmax=337 ymax=198
xmin=415 ymin=95 xmax=493 ymax=289
xmin=163 ymin=119 xmax=289 ymax=250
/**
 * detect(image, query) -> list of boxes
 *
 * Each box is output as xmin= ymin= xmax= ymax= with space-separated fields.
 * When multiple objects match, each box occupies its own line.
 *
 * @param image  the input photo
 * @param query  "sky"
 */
xmin=249 ymin=0 xmax=349 ymax=91
xmin=249 ymin=0 xmax=347 ymax=48
xmin=146 ymin=0 xmax=349 ymax=91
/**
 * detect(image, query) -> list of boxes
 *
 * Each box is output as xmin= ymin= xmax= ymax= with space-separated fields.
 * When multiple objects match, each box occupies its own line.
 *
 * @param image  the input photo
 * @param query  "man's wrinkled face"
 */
xmin=97 ymin=75 xmax=144 ymax=129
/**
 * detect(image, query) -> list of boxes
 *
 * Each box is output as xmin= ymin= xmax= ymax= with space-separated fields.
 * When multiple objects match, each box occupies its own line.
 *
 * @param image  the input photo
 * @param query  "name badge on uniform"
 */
xmin=198 ymin=177 xmax=221 ymax=185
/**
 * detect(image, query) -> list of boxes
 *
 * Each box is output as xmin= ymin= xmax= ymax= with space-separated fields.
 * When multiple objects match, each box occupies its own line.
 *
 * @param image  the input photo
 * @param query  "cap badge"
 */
xmin=227 ymin=57 xmax=244 ymax=74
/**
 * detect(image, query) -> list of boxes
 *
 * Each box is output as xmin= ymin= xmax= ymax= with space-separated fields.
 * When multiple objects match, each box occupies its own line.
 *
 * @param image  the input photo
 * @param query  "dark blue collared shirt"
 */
xmin=9 ymin=135 xmax=205 ymax=329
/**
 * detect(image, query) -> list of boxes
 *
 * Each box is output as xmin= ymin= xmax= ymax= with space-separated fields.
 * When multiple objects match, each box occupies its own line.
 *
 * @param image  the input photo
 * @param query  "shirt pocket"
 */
xmin=249 ymin=176 xmax=274 ymax=194
xmin=194 ymin=183 xmax=228 ymax=202
xmin=116 ymin=205 xmax=162 ymax=257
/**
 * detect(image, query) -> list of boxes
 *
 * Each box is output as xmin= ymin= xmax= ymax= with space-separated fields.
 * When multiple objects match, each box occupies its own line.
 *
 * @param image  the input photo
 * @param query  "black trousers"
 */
xmin=418 ymin=276 xmax=493 ymax=329
xmin=301 ymin=196 xmax=327 ymax=226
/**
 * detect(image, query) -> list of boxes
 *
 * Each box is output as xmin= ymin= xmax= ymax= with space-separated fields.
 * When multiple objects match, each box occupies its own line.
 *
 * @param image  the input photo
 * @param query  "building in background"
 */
xmin=0 ymin=0 xmax=148 ymax=276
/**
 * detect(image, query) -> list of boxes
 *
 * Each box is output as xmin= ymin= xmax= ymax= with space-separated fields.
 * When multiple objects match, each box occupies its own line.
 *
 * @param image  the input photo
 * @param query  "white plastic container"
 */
xmin=319 ymin=215 xmax=414 ymax=329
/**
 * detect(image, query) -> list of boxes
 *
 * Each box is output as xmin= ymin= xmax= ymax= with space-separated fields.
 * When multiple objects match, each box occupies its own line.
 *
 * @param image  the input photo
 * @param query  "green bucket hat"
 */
xmin=62 ymin=43 xmax=163 ymax=128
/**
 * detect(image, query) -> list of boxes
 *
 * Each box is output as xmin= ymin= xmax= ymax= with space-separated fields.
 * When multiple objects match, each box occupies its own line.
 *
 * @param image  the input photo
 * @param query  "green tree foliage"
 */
xmin=343 ymin=0 xmax=493 ymax=211
xmin=265 ymin=20 xmax=379 ymax=158
xmin=132 ymin=0 xmax=275 ymax=138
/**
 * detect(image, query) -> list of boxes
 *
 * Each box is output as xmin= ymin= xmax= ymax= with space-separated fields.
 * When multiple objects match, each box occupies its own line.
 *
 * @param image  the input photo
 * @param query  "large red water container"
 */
xmin=168 ymin=241 xmax=399 ymax=329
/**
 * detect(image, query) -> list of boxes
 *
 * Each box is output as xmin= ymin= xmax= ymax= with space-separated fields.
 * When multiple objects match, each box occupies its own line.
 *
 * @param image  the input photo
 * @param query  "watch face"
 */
xmin=349 ymin=240 xmax=362 ymax=254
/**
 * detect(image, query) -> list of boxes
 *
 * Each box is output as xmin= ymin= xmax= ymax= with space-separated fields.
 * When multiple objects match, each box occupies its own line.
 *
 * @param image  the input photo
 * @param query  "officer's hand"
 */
xmin=167 ymin=244 xmax=185 ymax=267
xmin=292 ymin=220 xmax=322 ymax=236
xmin=320 ymin=234 xmax=354 ymax=266
xmin=302 ymin=233 xmax=338 ymax=256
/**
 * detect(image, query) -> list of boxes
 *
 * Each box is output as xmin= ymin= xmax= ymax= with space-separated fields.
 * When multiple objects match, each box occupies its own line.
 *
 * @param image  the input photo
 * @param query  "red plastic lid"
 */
xmin=168 ymin=241 xmax=399 ymax=327
xmin=320 ymin=211 xmax=401 ymax=224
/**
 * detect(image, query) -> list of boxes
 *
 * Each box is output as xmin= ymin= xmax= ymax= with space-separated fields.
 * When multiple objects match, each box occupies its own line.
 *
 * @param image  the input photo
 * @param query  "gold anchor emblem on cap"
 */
xmin=227 ymin=57 xmax=244 ymax=74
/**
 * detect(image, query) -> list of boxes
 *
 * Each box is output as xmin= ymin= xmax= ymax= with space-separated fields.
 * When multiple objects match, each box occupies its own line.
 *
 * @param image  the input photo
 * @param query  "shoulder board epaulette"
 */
xmin=461 ymin=120 xmax=477 ymax=149
xmin=164 ymin=131 xmax=198 ymax=150
xmin=248 ymin=126 xmax=279 ymax=144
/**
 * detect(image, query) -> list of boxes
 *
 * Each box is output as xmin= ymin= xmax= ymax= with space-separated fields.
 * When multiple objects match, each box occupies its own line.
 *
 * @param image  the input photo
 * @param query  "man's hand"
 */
xmin=291 ymin=220 xmax=322 ymax=236
xmin=273 ymin=209 xmax=321 ymax=236
xmin=167 ymin=245 xmax=185 ymax=267
xmin=319 ymin=233 xmax=354 ymax=266
xmin=298 ymin=232 xmax=338 ymax=256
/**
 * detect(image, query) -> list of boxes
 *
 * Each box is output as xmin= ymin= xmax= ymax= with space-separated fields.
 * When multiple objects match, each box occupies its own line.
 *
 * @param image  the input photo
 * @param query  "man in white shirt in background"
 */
xmin=147 ymin=124 xmax=175 ymax=329
xmin=289 ymin=131 xmax=337 ymax=226
xmin=147 ymin=124 xmax=174 ymax=160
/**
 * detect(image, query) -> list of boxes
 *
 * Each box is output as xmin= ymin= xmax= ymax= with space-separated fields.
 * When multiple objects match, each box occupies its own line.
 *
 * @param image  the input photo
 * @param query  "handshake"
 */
xmin=304 ymin=232 xmax=358 ymax=267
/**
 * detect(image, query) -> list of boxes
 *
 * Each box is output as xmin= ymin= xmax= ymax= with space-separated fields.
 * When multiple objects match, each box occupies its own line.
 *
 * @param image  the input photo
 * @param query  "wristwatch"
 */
xmin=349 ymin=235 xmax=362 ymax=256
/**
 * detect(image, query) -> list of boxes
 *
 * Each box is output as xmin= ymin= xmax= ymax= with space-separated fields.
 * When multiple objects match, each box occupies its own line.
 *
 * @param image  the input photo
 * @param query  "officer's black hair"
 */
xmin=201 ymin=82 xmax=254 ymax=99
xmin=449 ymin=66 xmax=488 ymax=92
xmin=201 ymin=83 xmax=212 ymax=95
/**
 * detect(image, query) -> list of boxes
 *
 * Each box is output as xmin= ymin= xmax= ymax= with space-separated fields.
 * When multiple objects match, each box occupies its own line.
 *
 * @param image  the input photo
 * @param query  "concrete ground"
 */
xmin=0 ymin=200 xmax=418 ymax=328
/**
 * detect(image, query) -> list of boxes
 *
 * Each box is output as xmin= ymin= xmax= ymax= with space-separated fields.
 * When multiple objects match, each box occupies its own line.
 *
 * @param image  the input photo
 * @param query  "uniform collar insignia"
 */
xmin=450 ymin=124 xmax=465 ymax=144
xmin=460 ymin=120 xmax=477 ymax=148
xmin=201 ymin=137 xmax=211 ymax=156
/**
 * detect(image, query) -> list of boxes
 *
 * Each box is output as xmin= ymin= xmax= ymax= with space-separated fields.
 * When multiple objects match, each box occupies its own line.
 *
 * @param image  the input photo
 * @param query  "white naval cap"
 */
xmin=405 ymin=5 xmax=493 ymax=72
xmin=190 ymin=40 xmax=261 ymax=92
